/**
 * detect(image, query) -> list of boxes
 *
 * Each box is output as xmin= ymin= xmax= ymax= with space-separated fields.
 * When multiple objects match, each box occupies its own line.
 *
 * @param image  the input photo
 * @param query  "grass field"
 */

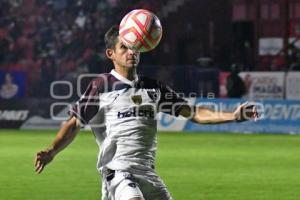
xmin=0 ymin=129 xmax=300 ymax=200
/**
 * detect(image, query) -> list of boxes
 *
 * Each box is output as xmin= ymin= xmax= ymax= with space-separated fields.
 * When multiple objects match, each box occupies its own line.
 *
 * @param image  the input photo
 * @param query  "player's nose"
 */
xmin=127 ymin=48 xmax=138 ymax=55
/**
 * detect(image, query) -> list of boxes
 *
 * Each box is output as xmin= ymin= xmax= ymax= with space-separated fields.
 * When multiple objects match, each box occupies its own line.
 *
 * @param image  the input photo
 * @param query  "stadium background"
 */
xmin=1 ymin=0 xmax=300 ymax=199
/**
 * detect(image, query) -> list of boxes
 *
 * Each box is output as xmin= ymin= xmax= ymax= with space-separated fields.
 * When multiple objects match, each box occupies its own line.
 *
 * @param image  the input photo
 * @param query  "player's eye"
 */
xmin=120 ymin=44 xmax=127 ymax=49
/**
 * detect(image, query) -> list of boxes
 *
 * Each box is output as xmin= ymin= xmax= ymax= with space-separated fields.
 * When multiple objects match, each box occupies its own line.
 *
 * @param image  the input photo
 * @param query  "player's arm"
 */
xmin=179 ymin=102 xmax=257 ymax=124
xmin=34 ymin=116 xmax=81 ymax=174
xmin=157 ymin=82 xmax=257 ymax=123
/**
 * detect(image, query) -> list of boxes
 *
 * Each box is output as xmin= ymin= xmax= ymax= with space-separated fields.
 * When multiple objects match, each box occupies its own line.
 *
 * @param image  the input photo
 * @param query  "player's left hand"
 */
xmin=34 ymin=149 xmax=54 ymax=174
xmin=234 ymin=102 xmax=259 ymax=122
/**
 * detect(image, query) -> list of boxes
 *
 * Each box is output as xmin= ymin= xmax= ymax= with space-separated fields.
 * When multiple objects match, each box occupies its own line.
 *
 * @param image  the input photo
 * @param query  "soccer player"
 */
xmin=35 ymin=25 xmax=258 ymax=200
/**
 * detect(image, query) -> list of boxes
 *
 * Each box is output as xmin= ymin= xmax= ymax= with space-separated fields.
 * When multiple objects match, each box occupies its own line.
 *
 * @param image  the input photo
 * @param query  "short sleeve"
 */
xmin=158 ymin=83 xmax=188 ymax=116
xmin=69 ymin=80 xmax=100 ymax=124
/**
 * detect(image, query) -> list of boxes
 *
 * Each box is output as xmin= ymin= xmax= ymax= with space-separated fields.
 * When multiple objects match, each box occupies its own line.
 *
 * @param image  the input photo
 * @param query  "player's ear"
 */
xmin=105 ymin=49 xmax=114 ymax=60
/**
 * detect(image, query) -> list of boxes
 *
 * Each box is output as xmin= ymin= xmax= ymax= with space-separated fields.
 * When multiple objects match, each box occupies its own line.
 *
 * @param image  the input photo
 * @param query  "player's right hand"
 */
xmin=34 ymin=149 xmax=54 ymax=174
xmin=234 ymin=102 xmax=259 ymax=122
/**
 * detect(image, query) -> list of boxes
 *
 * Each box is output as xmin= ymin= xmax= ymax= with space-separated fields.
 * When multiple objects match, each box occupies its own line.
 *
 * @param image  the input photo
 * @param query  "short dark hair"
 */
xmin=104 ymin=25 xmax=119 ymax=49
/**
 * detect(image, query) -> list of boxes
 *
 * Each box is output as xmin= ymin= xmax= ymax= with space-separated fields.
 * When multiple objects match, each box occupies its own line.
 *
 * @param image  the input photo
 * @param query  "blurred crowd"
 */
xmin=0 ymin=0 xmax=162 ymax=97
xmin=1 ymin=0 xmax=299 ymax=99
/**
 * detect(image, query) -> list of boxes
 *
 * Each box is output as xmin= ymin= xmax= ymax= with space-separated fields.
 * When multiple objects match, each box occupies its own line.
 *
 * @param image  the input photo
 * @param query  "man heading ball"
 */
xmin=35 ymin=25 xmax=258 ymax=200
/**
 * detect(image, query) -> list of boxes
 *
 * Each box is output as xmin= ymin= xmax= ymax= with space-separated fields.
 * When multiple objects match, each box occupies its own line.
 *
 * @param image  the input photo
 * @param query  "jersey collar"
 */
xmin=110 ymin=69 xmax=138 ymax=87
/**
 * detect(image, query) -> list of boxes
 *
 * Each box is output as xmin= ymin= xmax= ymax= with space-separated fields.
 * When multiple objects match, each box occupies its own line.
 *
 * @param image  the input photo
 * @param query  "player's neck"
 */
xmin=114 ymin=67 xmax=137 ymax=81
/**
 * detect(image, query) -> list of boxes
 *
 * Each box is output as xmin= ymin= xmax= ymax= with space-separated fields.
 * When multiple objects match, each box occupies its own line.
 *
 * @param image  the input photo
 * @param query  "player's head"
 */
xmin=104 ymin=25 xmax=140 ymax=70
xmin=104 ymin=25 xmax=119 ymax=50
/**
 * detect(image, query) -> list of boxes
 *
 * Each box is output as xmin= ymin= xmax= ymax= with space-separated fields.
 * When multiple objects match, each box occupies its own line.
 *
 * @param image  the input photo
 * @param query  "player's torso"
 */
xmin=99 ymin=86 xmax=159 ymax=140
xmin=92 ymin=75 xmax=161 ymax=170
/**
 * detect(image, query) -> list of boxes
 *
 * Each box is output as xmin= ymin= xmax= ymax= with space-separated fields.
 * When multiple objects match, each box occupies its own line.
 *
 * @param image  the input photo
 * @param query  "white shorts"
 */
xmin=102 ymin=170 xmax=172 ymax=200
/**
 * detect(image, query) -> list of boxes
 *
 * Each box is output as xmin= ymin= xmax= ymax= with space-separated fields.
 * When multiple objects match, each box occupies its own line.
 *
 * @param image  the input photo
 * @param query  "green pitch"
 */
xmin=0 ymin=129 xmax=300 ymax=200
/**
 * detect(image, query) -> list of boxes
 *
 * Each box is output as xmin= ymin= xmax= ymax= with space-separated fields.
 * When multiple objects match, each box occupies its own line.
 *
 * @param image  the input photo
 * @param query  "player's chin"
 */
xmin=126 ymin=61 xmax=139 ymax=68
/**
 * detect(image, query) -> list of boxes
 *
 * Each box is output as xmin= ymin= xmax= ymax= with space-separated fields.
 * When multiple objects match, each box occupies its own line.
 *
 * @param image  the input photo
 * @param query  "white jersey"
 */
xmin=70 ymin=69 xmax=187 ymax=175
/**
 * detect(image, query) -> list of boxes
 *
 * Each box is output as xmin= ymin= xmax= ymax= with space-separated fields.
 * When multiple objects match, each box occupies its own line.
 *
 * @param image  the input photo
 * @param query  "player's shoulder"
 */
xmin=138 ymin=75 xmax=178 ymax=94
xmin=90 ymin=73 xmax=129 ymax=93
xmin=90 ymin=73 xmax=117 ymax=85
xmin=138 ymin=75 xmax=163 ymax=89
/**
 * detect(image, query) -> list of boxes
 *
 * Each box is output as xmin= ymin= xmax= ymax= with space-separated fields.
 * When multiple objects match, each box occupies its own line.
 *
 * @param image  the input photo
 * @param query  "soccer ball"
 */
xmin=119 ymin=9 xmax=163 ymax=53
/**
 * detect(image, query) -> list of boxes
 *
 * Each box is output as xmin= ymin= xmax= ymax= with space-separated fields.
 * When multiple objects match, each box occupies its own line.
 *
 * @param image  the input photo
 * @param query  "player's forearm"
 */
xmin=47 ymin=117 xmax=81 ymax=157
xmin=192 ymin=107 xmax=236 ymax=124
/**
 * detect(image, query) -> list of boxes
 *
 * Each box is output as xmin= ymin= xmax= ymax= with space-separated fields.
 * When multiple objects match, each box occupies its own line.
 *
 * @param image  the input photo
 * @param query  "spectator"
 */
xmin=289 ymin=44 xmax=300 ymax=71
xmin=226 ymin=64 xmax=246 ymax=98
